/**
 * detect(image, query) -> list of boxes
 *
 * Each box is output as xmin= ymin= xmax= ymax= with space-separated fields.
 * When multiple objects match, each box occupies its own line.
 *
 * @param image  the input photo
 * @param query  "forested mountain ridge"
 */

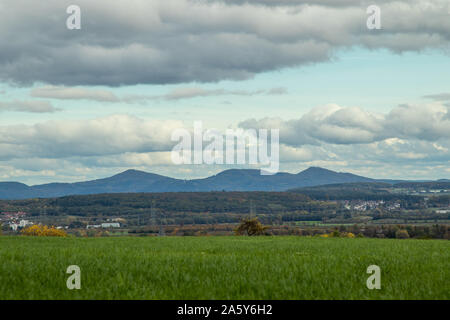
xmin=0 ymin=167 xmax=446 ymax=200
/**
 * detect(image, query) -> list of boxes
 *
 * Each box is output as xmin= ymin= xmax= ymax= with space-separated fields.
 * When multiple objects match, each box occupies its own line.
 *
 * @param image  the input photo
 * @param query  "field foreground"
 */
xmin=0 ymin=236 xmax=448 ymax=300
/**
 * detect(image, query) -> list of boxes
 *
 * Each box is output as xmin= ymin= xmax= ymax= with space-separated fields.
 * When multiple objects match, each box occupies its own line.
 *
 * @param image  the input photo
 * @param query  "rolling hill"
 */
xmin=0 ymin=167 xmax=378 ymax=199
xmin=0 ymin=167 xmax=447 ymax=200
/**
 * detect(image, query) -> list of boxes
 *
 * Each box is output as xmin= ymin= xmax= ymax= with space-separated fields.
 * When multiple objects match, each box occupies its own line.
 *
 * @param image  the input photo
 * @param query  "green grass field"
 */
xmin=0 ymin=236 xmax=448 ymax=300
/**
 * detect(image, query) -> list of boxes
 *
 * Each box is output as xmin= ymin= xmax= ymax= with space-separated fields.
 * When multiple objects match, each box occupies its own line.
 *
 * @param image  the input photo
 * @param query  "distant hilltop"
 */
xmin=0 ymin=167 xmax=447 ymax=200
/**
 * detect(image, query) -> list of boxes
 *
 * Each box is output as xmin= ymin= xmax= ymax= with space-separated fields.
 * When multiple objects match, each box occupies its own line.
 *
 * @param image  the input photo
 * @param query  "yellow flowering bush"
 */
xmin=346 ymin=232 xmax=356 ymax=238
xmin=322 ymin=231 xmax=356 ymax=238
xmin=21 ymin=225 xmax=67 ymax=237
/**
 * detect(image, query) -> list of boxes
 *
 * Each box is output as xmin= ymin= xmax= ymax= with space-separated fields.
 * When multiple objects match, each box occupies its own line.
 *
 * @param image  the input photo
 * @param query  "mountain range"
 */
xmin=0 ymin=167 xmax=444 ymax=200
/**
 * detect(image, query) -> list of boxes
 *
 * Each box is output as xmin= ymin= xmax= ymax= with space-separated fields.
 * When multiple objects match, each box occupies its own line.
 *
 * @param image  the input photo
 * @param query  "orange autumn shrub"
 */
xmin=22 ymin=225 xmax=67 ymax=237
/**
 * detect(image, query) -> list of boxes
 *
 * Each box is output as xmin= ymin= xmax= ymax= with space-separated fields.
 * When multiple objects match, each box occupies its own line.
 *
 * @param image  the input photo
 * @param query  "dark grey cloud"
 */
xmin=31 ymin=86 xmax=120 ymax=102
xmin=144 ymin=87 xmax=288 ymax=101
xmin=199 ymin=0 xmax=396 ymax=7
xmin=424 ymin=93 xmax=450 ymax=101
xmin=267 ymin=87 xmax=288 ymax=95
xmin=29 ymin=85 xmax=287 ymax=102
xmin=0 ymin=0 xmax=449 ymax=86
xmin=0 ymin=100 xmax=59 ymax=113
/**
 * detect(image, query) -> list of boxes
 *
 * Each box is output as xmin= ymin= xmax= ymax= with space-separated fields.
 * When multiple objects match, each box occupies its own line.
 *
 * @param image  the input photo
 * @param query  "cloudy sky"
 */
xmin=0 ymin=0 xmax=449 ymax=184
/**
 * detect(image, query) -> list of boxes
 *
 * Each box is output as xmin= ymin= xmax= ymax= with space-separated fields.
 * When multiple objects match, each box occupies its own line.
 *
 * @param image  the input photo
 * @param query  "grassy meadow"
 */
xmin=0 ymin=236 xmax=448 ymax=300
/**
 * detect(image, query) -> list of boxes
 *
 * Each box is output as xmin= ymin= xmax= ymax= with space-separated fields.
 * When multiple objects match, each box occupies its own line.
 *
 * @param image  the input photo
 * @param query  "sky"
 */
xmin=0 ymin=0 xmax=449 ymax=185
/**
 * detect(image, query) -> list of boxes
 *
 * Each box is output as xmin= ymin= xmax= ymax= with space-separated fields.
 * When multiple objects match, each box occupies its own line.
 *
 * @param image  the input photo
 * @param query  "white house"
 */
xmin=10 ymin=220 xmax=33 ymax=231
xmin=86 ymin=224 xmax=101 ymax=229
xmin=101 ymin=223 xmax=120 ymax=228
xmin=19 ymin=220 xmax=33 ymax=227
xmin=9 ymin=223 xmax=19 ymax=231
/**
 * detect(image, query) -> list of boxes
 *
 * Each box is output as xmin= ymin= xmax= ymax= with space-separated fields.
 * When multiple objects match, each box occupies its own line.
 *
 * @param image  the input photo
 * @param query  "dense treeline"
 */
xmin=394 ymin=181 xmax=450 ymax=189
xmin=428 ymin=194 xmax=450 ymax=206
xmin=269 ymin=224 xmax=449 ymax=239
xmin=0 ymin=192 xmax=339 ymax=217
xmin=290 ymin=183 xmax=449 ymax=205
xmin=126 ymin=223 xmax=449 ymax=239
xmin=1 ymin=191 xmax=448 ymax=228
